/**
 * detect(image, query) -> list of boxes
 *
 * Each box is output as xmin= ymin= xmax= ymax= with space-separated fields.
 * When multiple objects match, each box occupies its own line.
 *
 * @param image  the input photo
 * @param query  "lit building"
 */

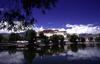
xmin=42 ymin=29 xmax=67 ymax=38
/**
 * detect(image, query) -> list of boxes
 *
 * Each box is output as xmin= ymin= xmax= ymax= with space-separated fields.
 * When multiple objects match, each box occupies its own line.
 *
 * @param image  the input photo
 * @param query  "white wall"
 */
xmin=44 ymin=33 xmax=53 ymax=37
xmin=44 ymin=31 xmax=67 ymax=38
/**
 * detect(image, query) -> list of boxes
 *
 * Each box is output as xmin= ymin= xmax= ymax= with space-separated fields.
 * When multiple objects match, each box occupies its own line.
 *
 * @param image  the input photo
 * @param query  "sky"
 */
xmin=0 ymin=0 xmax=100 ymax=34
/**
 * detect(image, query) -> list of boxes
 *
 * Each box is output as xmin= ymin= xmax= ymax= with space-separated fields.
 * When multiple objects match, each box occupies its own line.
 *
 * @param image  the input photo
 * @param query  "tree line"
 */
xmin=68 ymin=34 xmax=100 ymax=43
xmin=0 ymin=29 xmax=37 ymax=43
xmin=0 ymin=29 xmax=100 ymax=44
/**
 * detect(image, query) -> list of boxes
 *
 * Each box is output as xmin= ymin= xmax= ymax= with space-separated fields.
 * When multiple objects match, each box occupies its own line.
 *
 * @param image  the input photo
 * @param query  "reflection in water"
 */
xmin=8 ymin=49 xmax=16 ymax=55
xmin=23 ymin=50 xmax=36 ymax=64
xmin=0 ymin=45 xmax=100 ymax=64
xmin=0 ymin=52 xmax=24 ymax=64
xmin=68 ymin=44 xmax=86 ymax=53
xmin=67 ymin=47 xmax=100 ymax=60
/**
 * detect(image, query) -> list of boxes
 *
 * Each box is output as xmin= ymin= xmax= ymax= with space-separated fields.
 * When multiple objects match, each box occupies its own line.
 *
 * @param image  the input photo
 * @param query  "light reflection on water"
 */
xmin=0 ymin=45 xmax=100 ymax=64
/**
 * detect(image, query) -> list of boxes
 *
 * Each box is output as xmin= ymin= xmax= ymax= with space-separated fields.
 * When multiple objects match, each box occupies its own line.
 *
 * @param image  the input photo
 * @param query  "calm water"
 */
xmin=0 ymin=44 xmax=100 ymax=64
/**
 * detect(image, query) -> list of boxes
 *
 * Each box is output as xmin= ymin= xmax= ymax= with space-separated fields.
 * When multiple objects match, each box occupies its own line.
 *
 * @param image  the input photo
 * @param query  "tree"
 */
xmin=70 ymin=44 xmax=78 ymax=52
xmin=95 ymin=34 xmax=100 ymax=42
xmin=67 ymin=34 xmax=70 ymax=38
xmin=24 ymin=29 xmax=36 ymax=43
xmin=78 ymin=37 xmax=81 ymax=42
xmin=23 ymin=49 xmax=36 ymax=64
xmin=39 ymin=32 xmax=48 ymax=39
xmin=50 ymin=35 xmax=64 ymax=43
xmin=50 ymin=45 xmax=64 ymax=53
xmin=41 ymin=39 xmax=50 ymax=44
xmin=58 ymin=35 xmax=64 ymax=42
xmin=43 ymin=35 xmax=48 ymax=39
xmin=95 ymin=37 xmax=98 ymax=42
xmin=2 ymin=37 xmax=9 ymax=42
xmin=39 ymin=32 xmax=44 ymax=38
xmin=0 ymin=0 xmax=58 ymax=31
xmin=69 ymin=44 xmax=86 ymax=52
xmin=0 ymin=33 xmax=3 ymax=42
xmin=50 ymin=35 xmax=59 ymax=43
xmin=8 ymin=49 xmax=16 ymax=55
xmin=20 ymin=36 xmax=25 ymax=40
xmin=88 ymin=37 xmax=93 ymax=42
xmin=8 ymin=33 xmax=21 ymax=41
xmin=69 ymin=34 xmax=78 ymax=44
xmin=80 ymin=37 xmax=85 ymax=43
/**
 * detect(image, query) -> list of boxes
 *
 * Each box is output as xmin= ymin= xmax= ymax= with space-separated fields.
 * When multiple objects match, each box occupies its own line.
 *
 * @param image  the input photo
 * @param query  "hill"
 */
xmin=1 ymin=32 xmax=25 ymax=37
xmin=79 ymin=33 xmax=99 ymax=38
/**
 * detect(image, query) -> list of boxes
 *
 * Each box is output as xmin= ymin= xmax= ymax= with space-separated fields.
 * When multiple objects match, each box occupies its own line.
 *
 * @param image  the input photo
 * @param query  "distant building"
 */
xmin=36 ymin=31 xmax=41 ymax=37
xmin=85 ymin=37 xmax=95 ymax=42
xmin=86 ymin=38 xmax=89 ymax=42
xmin=43 ymin=29 xmax=54 ymax=37
xmin=42 ymin=29 xmax=67 ymax=38
xmin=37 ymin=29 xmax=68 ymax=41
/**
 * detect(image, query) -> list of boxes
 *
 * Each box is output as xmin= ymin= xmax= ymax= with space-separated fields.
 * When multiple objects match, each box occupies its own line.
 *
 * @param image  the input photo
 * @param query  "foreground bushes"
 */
xmin=41 ymin=34 xmax=64 ymax=44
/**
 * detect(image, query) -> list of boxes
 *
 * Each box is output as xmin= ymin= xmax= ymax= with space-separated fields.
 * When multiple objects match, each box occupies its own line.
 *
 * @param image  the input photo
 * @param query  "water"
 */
xmin=0 ymin=44 xmax=100 ymax=64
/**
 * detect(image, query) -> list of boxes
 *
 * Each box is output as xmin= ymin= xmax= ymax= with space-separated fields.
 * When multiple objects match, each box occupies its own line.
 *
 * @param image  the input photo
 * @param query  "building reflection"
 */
xmin=0 ymin=44 xmax=99 ymax=64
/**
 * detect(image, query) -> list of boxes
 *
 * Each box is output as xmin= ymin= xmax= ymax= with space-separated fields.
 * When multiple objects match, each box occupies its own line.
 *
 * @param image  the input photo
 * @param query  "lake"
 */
xmin=0 ymin=44 xmax=100 ymax=64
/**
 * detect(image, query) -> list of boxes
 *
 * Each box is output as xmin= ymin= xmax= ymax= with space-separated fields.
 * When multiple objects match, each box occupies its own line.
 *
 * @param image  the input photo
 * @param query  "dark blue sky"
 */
xmin=32 ymin=0 xmax=100 ymax=29
xmin=0 ymin=0 xmax=100 ymax=33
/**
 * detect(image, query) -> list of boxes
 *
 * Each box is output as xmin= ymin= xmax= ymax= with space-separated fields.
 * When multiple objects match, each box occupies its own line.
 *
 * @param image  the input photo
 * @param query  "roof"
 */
xmin=42 ymin=30 xmax=54 ymax=33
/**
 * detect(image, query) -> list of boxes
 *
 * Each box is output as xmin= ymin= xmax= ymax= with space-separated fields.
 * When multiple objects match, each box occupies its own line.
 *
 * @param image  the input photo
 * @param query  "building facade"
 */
xmin=41 ymin=29 xmax=67 ymax=38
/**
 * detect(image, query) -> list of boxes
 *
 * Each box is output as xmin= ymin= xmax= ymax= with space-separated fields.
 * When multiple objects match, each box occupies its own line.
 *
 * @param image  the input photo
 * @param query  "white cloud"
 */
xmin=52 ymin=28 xmax=66 ymax=31
xmin=0 ymin=8 xmax=4 ymax=11
xmin=33 ymin=26 xmax=44 ymax=32
xmin=0 ymin=52 xmax=24 ymax=64
xmin=0 ymin=29 xmax=25 ymax=33
xmin=58 ymin=28 xmax=66 ymax=31
xmin=0 ymin=26 xmax=44 ymax=33
xmin=43 ymin=23 xmax=100 ymax=34
xmin=66 ymin=24 xmax=100 ymax=34
xmin=0 ymin=21 xmax=44 ymax=33
xmin=0 ymin=23 xmax=100 ymax=34
xmin=67 ymin=47 xmax=100 ymax=60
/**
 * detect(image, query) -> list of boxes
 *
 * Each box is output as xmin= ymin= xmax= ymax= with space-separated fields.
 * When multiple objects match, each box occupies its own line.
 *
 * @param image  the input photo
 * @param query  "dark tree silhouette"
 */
xmin=24 ymin=29 xmax=36 ymax=43
xmin=88 ymin=37 xmax=93 ymax=42
xmin=69 ymin=34 xmax=79 ymax=44
xmin=23 ymin=49 xmax=36 ymax=63
xmin=39 ymin=32 xmax=44 ymax=38
xmin=80 ymin=37 xmax=85 ymax=43
xmin=0 ymin=0 xmax=58 ymax=31
xmin=0 ymin=33 xmax=3 ymax=42
xmin=8 ymin=33 xmax=21 ymax=41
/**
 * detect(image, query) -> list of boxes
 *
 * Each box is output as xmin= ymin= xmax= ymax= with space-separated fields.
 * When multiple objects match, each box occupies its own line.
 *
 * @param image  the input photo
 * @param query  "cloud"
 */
xmin=0 ymin=29 xmax=25 ymax=33
xmin=0 ymin=21 xmax=44 ymax=33
xmin=0 ymin=26 xmax=44 ymax=33
xmin=0 ymin=52 xmax=24 ymax=64
xmin=49 ymin=24 xmax=100 ymax=34
xmin=52 ymin=28 xmax=66 ymax=31
xmin=45 ymin=23 xmax=100 ymax=34
xmin=0 ymin=8 xmax=4 ymax=11
xmin=33 ymin=26 xmax=44 ymax=32
xmin=66 ymin=24 xmax=100 ymax=34
xmin=67 ymin=47 xmax=100 ymax=60
xmin=0 ymin=22 xmax=100 ymax=34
